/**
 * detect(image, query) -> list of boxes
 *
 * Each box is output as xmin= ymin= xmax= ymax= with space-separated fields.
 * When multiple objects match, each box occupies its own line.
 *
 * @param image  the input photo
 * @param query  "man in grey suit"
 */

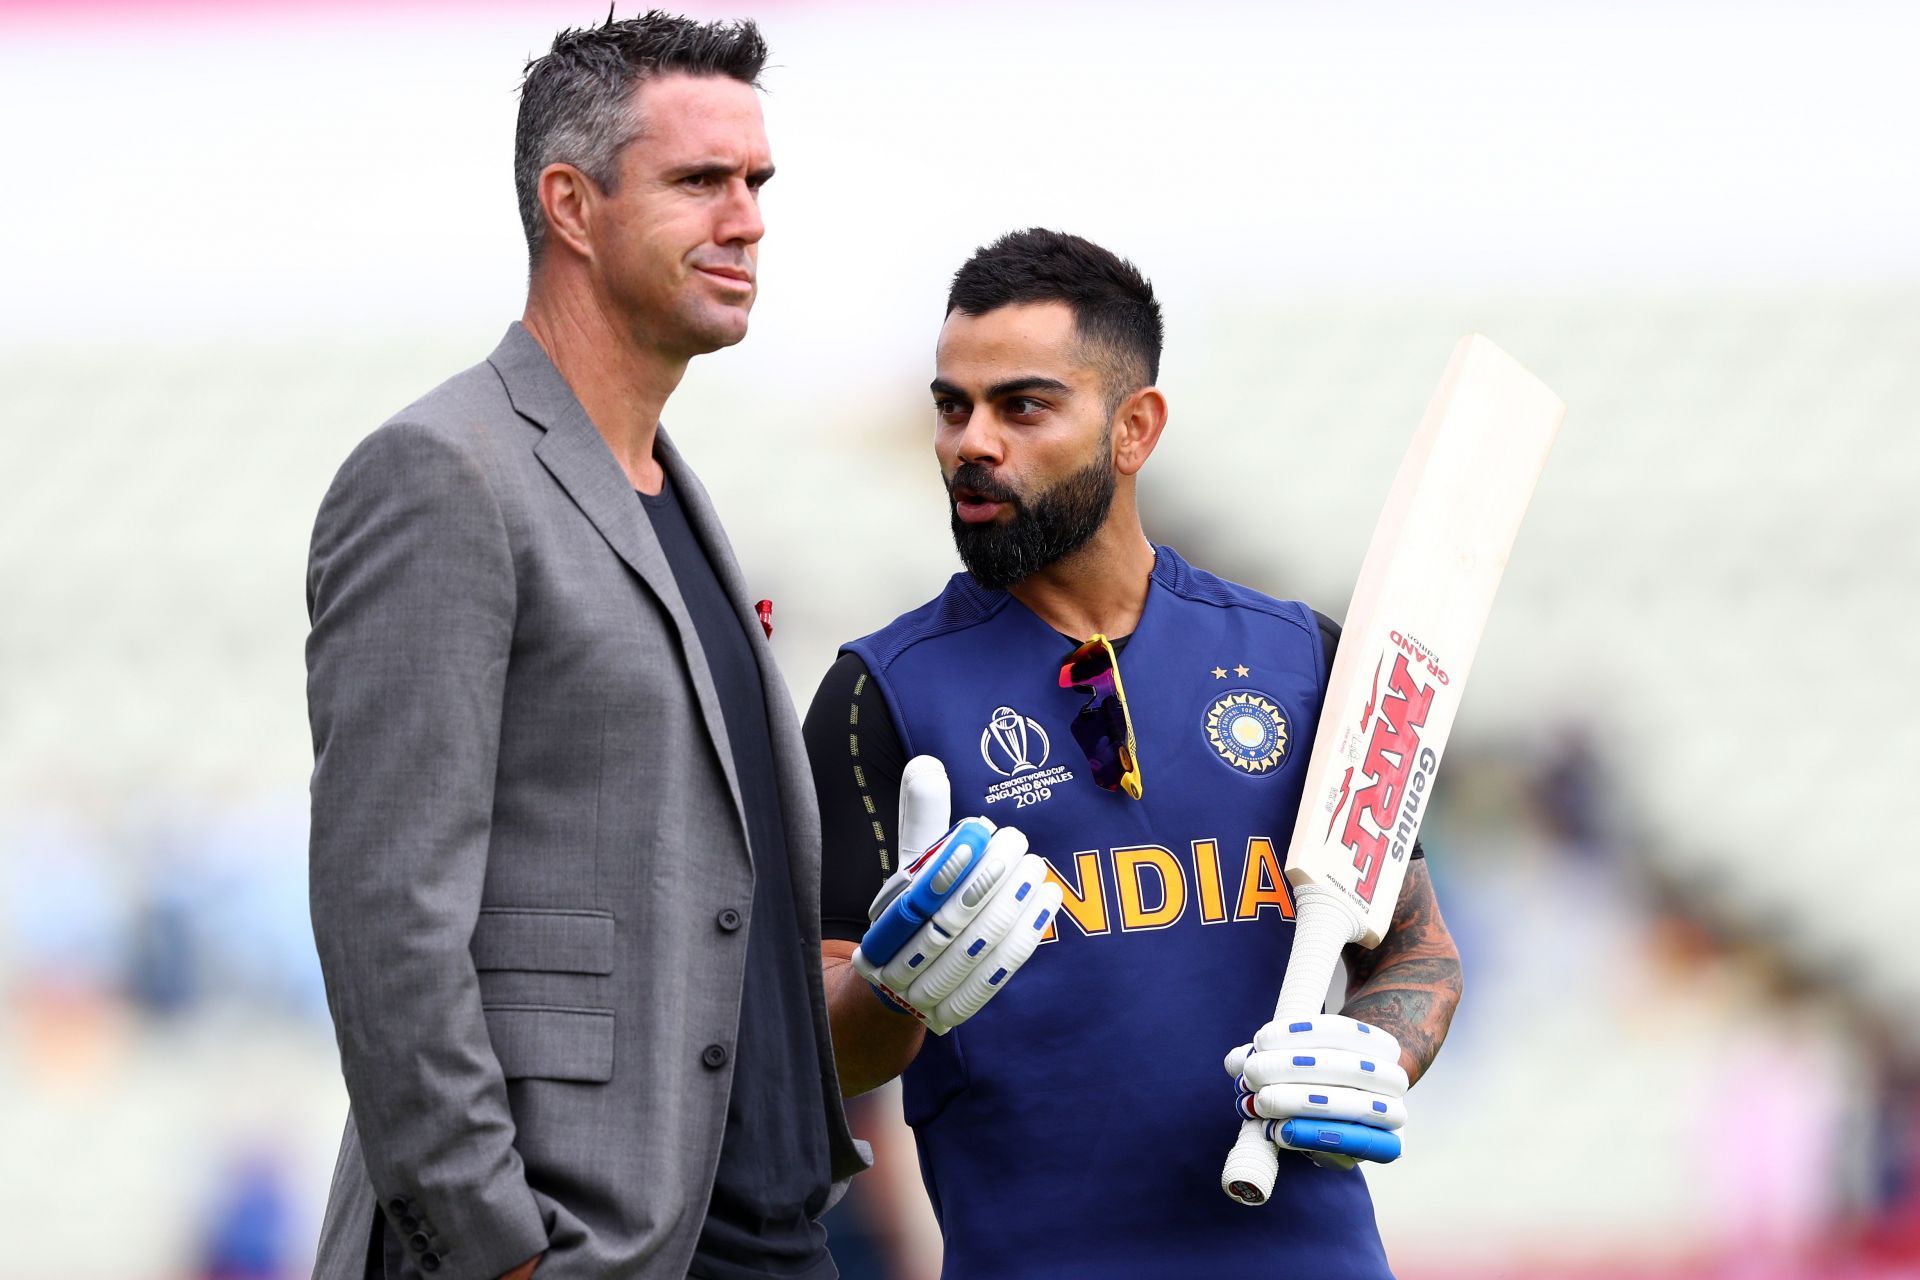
xmin=305 ymin=14 xmax=864 ymax=1279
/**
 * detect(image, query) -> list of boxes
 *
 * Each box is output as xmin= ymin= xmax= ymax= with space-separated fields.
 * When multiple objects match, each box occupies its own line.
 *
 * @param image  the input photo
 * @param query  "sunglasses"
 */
xmin=1058 ymin=633 xmax=1144 ymax=799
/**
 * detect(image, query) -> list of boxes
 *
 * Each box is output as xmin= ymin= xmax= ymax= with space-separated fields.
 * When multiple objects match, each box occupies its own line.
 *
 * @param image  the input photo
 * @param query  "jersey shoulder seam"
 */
xmin=843 ymin=578 xmax=1014 ymax=675
xmin=1155 ymin=553 xmax=1317 ymax=638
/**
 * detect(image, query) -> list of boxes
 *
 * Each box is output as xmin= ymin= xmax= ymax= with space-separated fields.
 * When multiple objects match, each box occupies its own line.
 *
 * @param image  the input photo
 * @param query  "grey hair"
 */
xmin=513 ymin=10 xmax=768 ymax=262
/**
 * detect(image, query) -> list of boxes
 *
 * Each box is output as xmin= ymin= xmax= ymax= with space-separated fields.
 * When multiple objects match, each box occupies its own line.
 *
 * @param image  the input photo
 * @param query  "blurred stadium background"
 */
xmin=3 ymin=1 xmax=1918 ymax=1276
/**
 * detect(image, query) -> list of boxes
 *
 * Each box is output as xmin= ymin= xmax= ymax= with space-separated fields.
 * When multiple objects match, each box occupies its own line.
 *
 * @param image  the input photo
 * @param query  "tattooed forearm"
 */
xmin=1341 ymin=986 xmax=1455 ymax=1083
xmin=1340 ymin=860 xmax=1462 ymax=1085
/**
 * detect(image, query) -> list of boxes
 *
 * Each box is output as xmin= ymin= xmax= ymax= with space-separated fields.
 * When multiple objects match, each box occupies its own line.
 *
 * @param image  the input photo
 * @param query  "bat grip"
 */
xmin=1220 ymin=885 xmax=1366 ymax=1206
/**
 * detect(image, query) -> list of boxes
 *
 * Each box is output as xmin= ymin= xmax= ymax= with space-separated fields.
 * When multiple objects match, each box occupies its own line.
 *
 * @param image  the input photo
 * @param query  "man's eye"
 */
xmin=682 ymin=174 xmax=710 ymax=189
xmin=1006 ymin=397 xmax=1045 ymax=416
xmin=935 ymin=399 xmax=967 ymax=418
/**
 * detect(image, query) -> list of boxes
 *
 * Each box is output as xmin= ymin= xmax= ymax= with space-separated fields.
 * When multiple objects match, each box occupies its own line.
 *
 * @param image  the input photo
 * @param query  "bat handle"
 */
xmin=1221 ymin=886 xmax=1365 ymax=1206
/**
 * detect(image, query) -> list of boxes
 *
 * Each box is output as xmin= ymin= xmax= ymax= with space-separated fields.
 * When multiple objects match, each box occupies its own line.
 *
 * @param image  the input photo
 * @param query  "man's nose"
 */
xmin=953 ymin=410 xmax=1005 ymax=469
xmin=717 ymin=178 xmax=764 ymax=246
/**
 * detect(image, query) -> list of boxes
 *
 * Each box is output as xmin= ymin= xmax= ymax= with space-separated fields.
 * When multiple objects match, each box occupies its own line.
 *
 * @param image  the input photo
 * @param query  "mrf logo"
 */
xmin=1329 ymin=647 xmax=1438 ymax=903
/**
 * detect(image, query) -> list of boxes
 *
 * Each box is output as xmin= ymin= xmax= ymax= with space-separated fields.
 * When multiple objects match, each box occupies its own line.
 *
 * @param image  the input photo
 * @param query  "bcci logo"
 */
xmin=1205 ymin=690 xmax=1290 ymax=776
xmin=980 ymin=705 xmax=1051 ymax=777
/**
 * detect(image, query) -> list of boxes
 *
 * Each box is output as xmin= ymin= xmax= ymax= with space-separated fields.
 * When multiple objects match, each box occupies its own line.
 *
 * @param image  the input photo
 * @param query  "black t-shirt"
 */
xmin=637 ymin=477 xmax=835 ymax=1280
xmin=805 ymin=611 xmax=1422 ymax=942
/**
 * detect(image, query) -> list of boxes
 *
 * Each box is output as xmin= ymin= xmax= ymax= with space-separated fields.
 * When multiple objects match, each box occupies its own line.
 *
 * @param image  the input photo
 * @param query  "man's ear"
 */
xmin=537 ymin=162 xmax=598 ymax=261
xmin=1112 ymin=386 xmax=1168 ymax=477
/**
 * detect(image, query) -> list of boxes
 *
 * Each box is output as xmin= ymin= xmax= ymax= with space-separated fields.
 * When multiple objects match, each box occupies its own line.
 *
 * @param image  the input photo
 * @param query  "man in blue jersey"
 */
xmin=803 ymin=230 xmax=1463 ymax=1278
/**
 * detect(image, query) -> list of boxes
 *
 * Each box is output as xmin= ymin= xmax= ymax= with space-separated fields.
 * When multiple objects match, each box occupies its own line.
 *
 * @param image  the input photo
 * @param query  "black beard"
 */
xmin=948 ymin=440 xmax=1116 ymax=591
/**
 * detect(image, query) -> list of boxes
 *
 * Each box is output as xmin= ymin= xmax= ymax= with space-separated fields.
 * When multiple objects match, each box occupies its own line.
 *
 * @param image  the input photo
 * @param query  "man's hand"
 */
xmin=499 ymin=1254 xmax=541 ymax=1280
xmin=850 ymin=756 xmax=1061 ymax=1035
xmin=1225 ymin=1015 xmax=1409 ymax=1166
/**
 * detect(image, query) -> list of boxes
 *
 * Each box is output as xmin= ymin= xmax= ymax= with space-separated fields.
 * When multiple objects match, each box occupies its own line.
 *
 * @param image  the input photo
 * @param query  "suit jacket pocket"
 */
xmin=483 ymin=1004 xmax=615 ymax=1082
xmin=471 ymin=907 xmax=614 ymax=975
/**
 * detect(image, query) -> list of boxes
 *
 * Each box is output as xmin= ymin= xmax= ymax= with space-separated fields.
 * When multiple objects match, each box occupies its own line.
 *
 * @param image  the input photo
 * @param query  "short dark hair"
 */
xmin=946 ymin=229 xmax=1164 ymax=398
xmin=515 ymin=10 xmax=768 ymax=262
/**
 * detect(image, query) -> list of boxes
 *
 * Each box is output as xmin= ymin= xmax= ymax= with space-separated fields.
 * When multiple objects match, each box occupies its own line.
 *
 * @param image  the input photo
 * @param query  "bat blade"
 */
xmin=1221 ymin=334 xmax=1563 ymax=1205
xmin=1292 ymin=333 xmax=1563 ymax=947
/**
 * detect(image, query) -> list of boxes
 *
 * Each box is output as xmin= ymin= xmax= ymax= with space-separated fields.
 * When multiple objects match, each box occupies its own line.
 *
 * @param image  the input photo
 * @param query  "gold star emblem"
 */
xmin=1234 ymin=664 xmax=1250 ymax=678
xmin=1211 ymin=666 xmax=1227 ymax=680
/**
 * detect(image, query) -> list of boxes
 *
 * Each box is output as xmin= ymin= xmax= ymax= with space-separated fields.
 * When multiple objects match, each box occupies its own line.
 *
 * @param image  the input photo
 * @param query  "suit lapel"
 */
xmin=659 ymin=431 xmax=823 ymax=925
xmin=487 ymin=324 xmax=750 ymax=863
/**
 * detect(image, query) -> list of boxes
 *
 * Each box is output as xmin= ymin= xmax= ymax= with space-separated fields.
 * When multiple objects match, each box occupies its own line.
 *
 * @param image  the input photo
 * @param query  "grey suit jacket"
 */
xmin=305 ymin=324 xmax=867 ymax=1280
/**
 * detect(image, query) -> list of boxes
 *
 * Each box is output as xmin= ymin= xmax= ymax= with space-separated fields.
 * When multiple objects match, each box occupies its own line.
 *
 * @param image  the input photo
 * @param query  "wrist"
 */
xmin=868 ymin=981 xmax=916 ymax=1017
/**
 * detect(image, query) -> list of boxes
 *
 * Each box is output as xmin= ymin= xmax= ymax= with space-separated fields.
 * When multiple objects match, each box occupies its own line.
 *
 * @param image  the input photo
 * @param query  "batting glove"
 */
xmin=1225 ymin=1015 xmax=1409 ymax=1166
xmin=851 ymin=756 xmax=1062 ymax=1035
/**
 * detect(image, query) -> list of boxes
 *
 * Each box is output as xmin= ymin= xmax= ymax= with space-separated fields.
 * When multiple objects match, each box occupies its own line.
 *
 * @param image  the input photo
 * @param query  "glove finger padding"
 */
xmin=926 ymin=825 xmax=1026 ymax=938
xmin=1243 ymin=1046 xmax=1409 ymax=1098
xmin=1246 ymin=1015 xmax=1408 ymax=1096
xmin=1272 ymin=1118 xmax=1401 ymax=1166
xmin=1253 ymin=1014 xmax=1398 ymax=1060
xmin=1245 ymin=1083 xmax=1408 ymax=1130
xmin=873 ymin=826 xmax=1026 ymax=992
xmin=905 ymin=844 xmax=1043 ymax=1010
xmin=898 ymin=755 xmax=954 ymax=865
xmin=933 ymin=878 xmax=1063 ymax=1028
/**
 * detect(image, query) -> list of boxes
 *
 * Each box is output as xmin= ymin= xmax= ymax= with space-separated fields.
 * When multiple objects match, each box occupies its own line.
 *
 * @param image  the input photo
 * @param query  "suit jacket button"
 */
xmin=717 ymin=908 xmax=742 ymax=932
xmin=418 ymin=1251 xmax=441 ymax=1272
xmin=702 ymin=1043 xmax=729 ymax=1069
xmin=387 ymin=1198 xmax=408 ymax=1216
xmin=410 ymin=1232 xmax=431 ymax=1252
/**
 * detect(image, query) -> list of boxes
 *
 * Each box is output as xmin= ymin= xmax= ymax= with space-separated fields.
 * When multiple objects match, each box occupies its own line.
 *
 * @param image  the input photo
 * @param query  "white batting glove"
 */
xmin=1225 ymin=1015 xmax=1410 ymax=1164
xmin=851 ymin=756 xmax=1063 ymax=1035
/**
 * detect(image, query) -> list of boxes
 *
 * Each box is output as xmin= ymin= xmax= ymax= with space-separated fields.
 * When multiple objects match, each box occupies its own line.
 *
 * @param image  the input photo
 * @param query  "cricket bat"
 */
xmin=1219 ymin=334 xmax=1564 ymax=1206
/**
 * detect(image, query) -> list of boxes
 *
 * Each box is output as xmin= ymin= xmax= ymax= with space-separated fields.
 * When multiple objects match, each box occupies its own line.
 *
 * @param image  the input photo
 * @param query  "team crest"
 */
xmin=1205 ymin=690 xmax=1290 ymax=775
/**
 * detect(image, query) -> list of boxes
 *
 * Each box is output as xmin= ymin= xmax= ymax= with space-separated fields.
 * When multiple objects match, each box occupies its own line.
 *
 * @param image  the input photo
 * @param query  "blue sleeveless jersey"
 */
xmin=844 ymin=547 xmax=1393 ymax=1280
